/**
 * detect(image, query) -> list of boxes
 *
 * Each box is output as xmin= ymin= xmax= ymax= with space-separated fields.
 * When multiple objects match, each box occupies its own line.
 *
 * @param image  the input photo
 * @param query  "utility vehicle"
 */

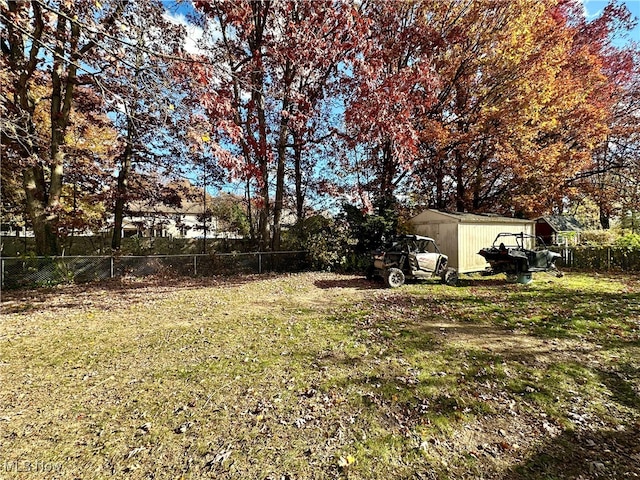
xmin=368 ymin=234 xmax=458 ymax=288
xmin=478 ymin=232 xmax=563 ymax=284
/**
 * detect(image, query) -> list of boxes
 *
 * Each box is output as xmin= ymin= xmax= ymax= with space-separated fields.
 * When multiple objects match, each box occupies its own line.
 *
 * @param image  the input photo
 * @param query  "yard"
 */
xmin=1 ymin=271 xmax=639 ymax=479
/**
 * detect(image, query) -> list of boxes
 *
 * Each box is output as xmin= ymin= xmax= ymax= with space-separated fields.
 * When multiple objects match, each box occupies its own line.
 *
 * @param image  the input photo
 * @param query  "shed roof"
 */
xmin=535 ymin=215 xmax=583 ymax=233
xmin=411 ymin=209 xmax=532 ymax=224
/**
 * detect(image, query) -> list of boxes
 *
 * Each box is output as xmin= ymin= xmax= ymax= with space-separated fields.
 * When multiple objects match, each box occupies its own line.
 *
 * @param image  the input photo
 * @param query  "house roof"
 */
xmin=535 ymin=215 xmax=583 ymax=233
xmin=126 ymin=200 xmax=206 ymax=216
xmin=411 ymin=209 xmax=532 ymax=224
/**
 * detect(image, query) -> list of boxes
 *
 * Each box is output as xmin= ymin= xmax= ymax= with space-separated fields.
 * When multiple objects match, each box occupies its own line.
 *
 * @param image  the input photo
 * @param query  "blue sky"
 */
xmin=583 ymin=0 xmax=640 ymax=45
xmin=165 ymin=1 xmax=640 ymax=53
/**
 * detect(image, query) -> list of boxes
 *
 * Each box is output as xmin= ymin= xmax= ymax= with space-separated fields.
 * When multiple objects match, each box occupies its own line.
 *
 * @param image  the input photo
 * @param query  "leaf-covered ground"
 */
xmin=1 ymin=272 xmax=639 ymax=479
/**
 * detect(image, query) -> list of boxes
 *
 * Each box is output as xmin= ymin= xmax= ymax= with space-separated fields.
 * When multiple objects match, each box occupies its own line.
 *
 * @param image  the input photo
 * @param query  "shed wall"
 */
xmin=411 ymin=213 xmax=534 ymax=273
xmin=413 ymin=222 xmax=459 ymax=270
xmin=457 ymin=222 xmax=533 ymax=273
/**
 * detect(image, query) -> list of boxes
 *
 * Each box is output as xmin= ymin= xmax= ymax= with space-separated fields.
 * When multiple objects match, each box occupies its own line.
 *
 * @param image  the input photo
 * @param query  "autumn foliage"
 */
xmin=1 ymin=0 xmax=639 ymax=254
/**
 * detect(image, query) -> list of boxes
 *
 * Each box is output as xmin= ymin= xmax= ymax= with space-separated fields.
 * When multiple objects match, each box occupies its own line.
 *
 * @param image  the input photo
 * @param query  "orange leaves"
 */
xmin=184 ymin=0 xmax=634 ymax=220
xmin=398 ymin=0 xmax=629 ymax=215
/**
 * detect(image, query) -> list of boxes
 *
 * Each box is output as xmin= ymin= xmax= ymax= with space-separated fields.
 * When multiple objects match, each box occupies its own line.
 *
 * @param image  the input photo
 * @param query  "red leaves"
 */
xmin=183 ymin=0 xmax=638 ymax=220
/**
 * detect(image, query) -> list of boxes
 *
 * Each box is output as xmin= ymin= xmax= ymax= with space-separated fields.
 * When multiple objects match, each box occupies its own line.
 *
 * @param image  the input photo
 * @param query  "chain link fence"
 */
xmin=1 ymin=251 xmax=309 ymax=289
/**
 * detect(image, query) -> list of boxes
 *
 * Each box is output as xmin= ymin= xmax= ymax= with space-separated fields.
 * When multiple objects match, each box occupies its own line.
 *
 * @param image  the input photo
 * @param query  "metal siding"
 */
xmin=410 ymin=211 xmax=534 ymax=273
xmin=457 ymin=222 xmax=533 ymax=273
xmin=440 ymin=223 xmax=459 ymax=270
xmin=411 ymin=210 xmax=455 ymax=224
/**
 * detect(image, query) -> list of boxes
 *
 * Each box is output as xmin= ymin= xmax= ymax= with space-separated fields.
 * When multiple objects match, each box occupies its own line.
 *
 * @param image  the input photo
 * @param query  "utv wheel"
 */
xmin=517 ymin=273 xmax=533 ymax=284
xmin=385 ymin=268 xmax=405 ymax=288
xmin=365 ymin=266 xmax=375 ymax=280
xmin=441 ymin=268 xmax=458 ymax=286
xmin=505 ymin=273 xmax=518 ymax=283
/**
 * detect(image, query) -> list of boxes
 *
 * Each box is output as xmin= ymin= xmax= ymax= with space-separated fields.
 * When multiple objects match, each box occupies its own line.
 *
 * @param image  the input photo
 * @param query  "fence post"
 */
xmin=1 ymin=258 xmax=4 ymax=288
xmin=258 ymin=252 xmax=262 ymax=274
xmin=110 ymin=256 xmax=114 ymax=278
xmin=194 ymin=255 xmax=197 ymax=276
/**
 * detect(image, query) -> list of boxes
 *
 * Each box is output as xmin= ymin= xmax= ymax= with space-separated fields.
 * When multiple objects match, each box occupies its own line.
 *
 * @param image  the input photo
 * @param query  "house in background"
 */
xmin=120 ymin=199 xmax=241 ymax=239
xmin=534 ymin=215 xmax=583 ymax=246
xmin=409 ymin=209 xmax=534 ymax=273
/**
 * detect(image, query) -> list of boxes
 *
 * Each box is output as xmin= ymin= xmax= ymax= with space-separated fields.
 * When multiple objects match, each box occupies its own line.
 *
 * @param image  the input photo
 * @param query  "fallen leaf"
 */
xmin=174 ymin=422 xmax=192 ymax=434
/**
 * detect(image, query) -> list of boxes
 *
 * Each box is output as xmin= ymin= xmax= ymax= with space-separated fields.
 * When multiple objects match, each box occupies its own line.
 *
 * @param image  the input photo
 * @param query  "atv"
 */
xmin=368 ymin=234 xmax=458 ymax=288
xmin=478 ymin=232 xmax=563 ymax=284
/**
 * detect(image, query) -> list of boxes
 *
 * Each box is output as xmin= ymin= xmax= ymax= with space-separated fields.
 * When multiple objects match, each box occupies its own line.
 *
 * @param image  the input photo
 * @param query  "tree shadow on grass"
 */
xmin=314 ymin=276 xmax=380 ymax=290
xmin=311 ymin=273 xmax=640 ymax=478
xmin=408 ymin=282 xmax=640 ymax=348
xmin=597 ymin=364 xmax=640 ymax=410
xmin=0 ymin=273 xmax=270 ymax=314
xmin=313 ymin=306 xmax=640 ymax=479
xmin=456 ymin=276 xmax=513 ymax=287
xmin=502 ymin=427 xmax=640 ymax=479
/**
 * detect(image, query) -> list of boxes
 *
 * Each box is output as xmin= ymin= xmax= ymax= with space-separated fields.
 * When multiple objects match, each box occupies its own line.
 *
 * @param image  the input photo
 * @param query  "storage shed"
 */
xmin=409 ymin=210 xmax=535 ymax=273
xmin=535 ymin=215 xmax=582 ymax=246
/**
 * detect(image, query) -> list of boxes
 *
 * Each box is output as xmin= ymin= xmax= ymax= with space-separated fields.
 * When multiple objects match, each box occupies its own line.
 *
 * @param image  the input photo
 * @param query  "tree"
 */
xmin=340 ymin=197 xmax=397 ymax=255
xmin=343 ymin=0 xmax=437 ymax=214
xmin=189 ymin=0 xmax=364 ymax=250
xmin=344 ymin=0 xmax=634 ymax=220
xmin=97 ymin=0 xmax=193 ymax=250
xmin=1 ymin=0 xmax=127 ymax=255
xmin=567 ymin=3 xmax=640 ymax=228
xmin=410 ymin=0 xmax=616 ymax=216
xmin=209 ymin=193 xmax=251 ymax=238
xmin=1 ymin=58 xmax=118 ymax=244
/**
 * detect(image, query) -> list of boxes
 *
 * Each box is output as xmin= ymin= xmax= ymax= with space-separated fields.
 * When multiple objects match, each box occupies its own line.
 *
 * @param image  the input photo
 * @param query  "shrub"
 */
xmin=614 ymin=233 xmax=640 ymax=249
xmin=579 ymin=229 xmax=619 ymax=246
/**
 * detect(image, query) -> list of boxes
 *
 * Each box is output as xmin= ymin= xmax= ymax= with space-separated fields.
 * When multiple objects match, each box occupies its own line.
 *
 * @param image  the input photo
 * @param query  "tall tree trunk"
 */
xmin=256 ymin=83 xmax=270 ymax=251
xmin=112 ymin=145 xmax=133 ymax=250
xmin=293 ymin=132 xmax=304 ymax=223
xmin=435 ymin=152 xmax=445 ymax=210
xmin=23 ymin=163 xmax=59 ymax=256
xmin=245 ymin=178 xmax=255 ymax=242
xmin=7 ymin=1 xmax=43 ymax=158
xmin=249 ymin=1 xmax=270 ymax=251
xmin=378 ymin=140 xmax=396 ymax=213
xmin=10 ymin=2 xmax=50 ymax=255
xmin=472 ymin=156 xmax=485 ymax=211
xmin=272 ymin=59 xmax=292 ymax=252
xmin=112 ymin=34 xmax=143 ymax=251
xmin=272 ymin=134 xmax=287 ymax=251
xmin=599 ymin=205 xmax=611 ymax=230
xmin=455 ymin=149 xmax=465 ymax=212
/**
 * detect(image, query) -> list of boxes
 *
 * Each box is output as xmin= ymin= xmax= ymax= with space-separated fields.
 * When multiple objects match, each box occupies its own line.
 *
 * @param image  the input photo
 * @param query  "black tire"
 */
xmin=384 ymin=268 xmax=405 ymax=288
xmin=365 ymin=266 xmax=375 ymax=280
xmin=505 ymin=273 xmax=518 ymax=283
xmin=442 ymin=267 xmax=458 ymax=286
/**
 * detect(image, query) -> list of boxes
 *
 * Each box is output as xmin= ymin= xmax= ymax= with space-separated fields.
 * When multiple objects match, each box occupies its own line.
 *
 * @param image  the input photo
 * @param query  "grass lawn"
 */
xmin=1 ymin=271 xmax=639 ymax=479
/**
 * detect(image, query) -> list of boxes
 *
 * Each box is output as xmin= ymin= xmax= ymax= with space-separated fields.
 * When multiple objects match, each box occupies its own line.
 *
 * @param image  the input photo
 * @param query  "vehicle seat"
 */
xmin=534 ymin=251 xmax=550 ymax=268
